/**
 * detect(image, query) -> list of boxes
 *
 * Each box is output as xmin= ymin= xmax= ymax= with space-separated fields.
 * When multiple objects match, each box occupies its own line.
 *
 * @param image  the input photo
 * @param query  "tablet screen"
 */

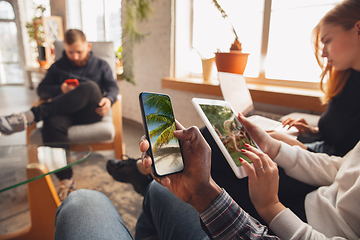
xmin=199 ymin=103 xmax=256 ymax=167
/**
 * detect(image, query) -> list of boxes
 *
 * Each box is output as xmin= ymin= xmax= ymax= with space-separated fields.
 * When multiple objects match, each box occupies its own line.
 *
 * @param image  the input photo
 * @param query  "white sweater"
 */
xmin=269 ymin=141 xmax=360 ymax=239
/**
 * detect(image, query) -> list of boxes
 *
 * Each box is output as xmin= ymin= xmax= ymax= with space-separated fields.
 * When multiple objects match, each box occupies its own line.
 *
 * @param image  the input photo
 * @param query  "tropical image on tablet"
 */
xmin=199 ymin=104 xmax=256 ymax=166
xmin=141 ymin=92 xmax=184 ymax=176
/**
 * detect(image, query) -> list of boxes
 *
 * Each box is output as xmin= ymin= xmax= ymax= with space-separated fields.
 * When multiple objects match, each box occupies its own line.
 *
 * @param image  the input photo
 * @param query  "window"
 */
xmin=0 ymin=1 xmax=22 ymax=84
xmin=192 ymin=0 xmax=264 ymax=78
xmin=0 ymin=1 xmax=14 ymax=19
xmin=181 ymin=0 xmax=341 ymax=85
xmin=266 ymin=1 xmax=340 ymax=82
xmin=66 ymin=0 xmax=121 ymax=52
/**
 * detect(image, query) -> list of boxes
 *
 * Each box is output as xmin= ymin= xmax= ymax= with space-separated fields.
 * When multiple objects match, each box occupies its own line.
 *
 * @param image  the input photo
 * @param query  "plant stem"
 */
xmin=211 ymin=0 xmax=239 ymax=39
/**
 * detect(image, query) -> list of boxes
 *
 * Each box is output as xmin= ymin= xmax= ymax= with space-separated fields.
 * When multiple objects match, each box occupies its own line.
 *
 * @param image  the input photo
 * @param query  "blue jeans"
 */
xmin=54 ymin=181 xmax=210 ymax=240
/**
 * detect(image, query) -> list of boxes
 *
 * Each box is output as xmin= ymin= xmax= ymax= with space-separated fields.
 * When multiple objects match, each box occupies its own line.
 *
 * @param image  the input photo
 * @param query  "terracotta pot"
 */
xmin=215 ymin=51 xmax=249 ymax=75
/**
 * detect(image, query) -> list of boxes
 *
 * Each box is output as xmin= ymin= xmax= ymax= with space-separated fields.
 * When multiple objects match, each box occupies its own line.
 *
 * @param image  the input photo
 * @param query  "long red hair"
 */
xmin=312 ymin=0 xmax=360 ymax=104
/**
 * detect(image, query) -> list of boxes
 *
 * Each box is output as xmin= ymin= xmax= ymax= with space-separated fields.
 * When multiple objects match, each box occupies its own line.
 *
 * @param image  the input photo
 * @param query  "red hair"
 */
xmin=312 ymin=0 xmax=359 ymax=104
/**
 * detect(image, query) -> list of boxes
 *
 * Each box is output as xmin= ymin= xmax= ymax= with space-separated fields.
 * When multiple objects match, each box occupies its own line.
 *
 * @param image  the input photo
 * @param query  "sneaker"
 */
xmin=58 ymin=178 xmax=76 ymax=202
xmin=106 ymin=155 xmax=153 ymax=196
xmin=0 ymin=111 xmax=34 ymax=135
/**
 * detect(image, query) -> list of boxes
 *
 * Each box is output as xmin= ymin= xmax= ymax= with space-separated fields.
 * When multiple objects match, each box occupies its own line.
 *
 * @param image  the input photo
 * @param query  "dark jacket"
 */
xmin=37 ymin=51 xmax=119 ymax=104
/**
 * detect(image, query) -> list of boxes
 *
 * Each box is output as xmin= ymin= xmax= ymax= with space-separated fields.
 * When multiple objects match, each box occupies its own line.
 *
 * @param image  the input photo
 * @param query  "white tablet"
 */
xmin=192 ymin=98 xmax=260 ymax=178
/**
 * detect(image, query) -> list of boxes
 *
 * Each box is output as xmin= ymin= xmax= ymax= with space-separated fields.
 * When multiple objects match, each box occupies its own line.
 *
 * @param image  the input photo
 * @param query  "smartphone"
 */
xmin=65 ymin=79 xmax=79 ymax=86
xmin=139 ymin=92 xmax=184 ymax=177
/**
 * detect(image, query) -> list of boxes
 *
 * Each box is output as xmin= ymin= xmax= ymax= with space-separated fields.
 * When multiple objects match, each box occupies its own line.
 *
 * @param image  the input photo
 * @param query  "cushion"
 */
xmin=53 ymin=41 xmax=116 ymax=78
xmin=29 ymin=110 xmax=115 ymax=145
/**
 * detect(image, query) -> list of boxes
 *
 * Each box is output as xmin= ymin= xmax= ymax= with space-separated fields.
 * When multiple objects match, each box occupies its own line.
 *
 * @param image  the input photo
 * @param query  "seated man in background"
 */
xmin=0 ymin=29 xmax=119 ymax=200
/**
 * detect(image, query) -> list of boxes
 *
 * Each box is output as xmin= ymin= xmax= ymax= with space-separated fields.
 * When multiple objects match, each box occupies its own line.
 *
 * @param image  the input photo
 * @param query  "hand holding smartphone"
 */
xmin=65 ymin=79 xmax=79 ymax=86
xmin=139 ymin=92 xmax=184 ymax=177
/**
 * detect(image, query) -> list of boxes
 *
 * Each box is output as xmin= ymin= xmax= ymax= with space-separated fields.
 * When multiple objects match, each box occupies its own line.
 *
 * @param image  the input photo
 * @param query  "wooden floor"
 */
xmin=0 ymin=85 xmax=145 ymax=237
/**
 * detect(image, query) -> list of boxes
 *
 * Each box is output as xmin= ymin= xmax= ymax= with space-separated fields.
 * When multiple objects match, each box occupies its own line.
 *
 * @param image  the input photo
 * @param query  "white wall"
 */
xmin=118 ymin=0 xmax=222 ymax=129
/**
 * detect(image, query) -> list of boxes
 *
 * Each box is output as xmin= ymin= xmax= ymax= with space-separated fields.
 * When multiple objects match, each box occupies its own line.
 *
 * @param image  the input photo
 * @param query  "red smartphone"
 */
xmin=65 ymin=79 xmax=79 ymax=86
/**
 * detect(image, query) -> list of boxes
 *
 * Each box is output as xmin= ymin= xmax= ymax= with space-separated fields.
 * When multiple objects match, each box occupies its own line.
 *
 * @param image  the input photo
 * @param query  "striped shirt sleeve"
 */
xmin=199 ymin=190 xmax=280 ymax=240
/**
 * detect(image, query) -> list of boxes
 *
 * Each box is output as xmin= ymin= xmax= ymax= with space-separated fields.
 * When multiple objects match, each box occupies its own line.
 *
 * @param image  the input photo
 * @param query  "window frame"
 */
xmin=174 ymin=0 xmax=333 ymax=91
xmin=0 ymin=0 xmax=27 ymax=85
xmin=66 ymin=0 xmax=121 ymax=49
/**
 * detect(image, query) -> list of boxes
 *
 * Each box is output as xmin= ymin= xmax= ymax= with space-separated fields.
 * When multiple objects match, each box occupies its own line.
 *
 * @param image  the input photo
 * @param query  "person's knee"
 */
xmin=146 ymin=180 xmax=164 ymax=195
xmin=56 ymin=189 xmax=89 ymax=218
xmin=142 ymin=181 xmax=180 ymax=223
xmin=77 ymin=81 xmax=101 ymax=96
xmin=58 ymin=189 xmax=107 ymax=213
xmin=55 ymin=189 xmax=126 ymax=239
xmin=68 ymin=189 xmax=107 ymax=204
xmin=144 ymin=180 xmax=173 ymax=205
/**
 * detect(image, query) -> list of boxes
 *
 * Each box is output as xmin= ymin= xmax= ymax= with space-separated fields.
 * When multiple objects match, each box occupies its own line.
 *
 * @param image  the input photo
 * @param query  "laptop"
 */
xmin=218 ymin=72 xmax=298 ymax=138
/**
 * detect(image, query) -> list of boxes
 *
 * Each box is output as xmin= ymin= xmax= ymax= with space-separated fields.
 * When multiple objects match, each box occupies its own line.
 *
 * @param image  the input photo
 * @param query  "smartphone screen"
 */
xmin=65 ymin=79 xmax=79 ymax=86
xmin=139 ymin=92 xmax=184 ymax=177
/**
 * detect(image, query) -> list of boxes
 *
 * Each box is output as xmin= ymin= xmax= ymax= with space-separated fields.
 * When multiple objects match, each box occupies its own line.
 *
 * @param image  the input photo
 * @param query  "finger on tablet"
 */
xmin=239 ymin=157 xmax=256 ymax=179
xmin=243 ymin=146 xmax=270 ymax=170
xmin=241 ymin=149 xmax=263 ymax=170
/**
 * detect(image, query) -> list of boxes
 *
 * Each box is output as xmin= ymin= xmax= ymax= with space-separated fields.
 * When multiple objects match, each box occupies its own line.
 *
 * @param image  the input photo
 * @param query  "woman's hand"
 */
xmin=240 ymin=144 xmax=286 ymax=224
xmin=237 ymin=113 xmax=281 ymax=159
xmin=282 ymin=117 xmax=318 ymax=135
xmin=139 ymin=122 xmax=222 ymax=212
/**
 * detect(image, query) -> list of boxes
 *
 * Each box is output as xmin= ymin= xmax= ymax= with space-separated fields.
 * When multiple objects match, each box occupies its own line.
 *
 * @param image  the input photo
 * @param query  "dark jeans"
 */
xmin=200 ymin=127 xmax=318 ymax=226
xmin=31 ymin=81 xmax=103 ymax=180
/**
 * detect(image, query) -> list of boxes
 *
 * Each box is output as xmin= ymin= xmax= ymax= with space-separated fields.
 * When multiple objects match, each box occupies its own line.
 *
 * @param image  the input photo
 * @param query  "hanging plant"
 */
xmin=121 ymin=0 xmax=154 ymax=85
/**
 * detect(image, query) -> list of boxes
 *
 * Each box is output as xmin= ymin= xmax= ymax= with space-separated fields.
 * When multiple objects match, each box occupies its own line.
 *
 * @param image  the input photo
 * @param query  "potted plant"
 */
xmin=25 ymin=5 xmax=47 ymax=66
xmin=212 ymin=0 xmax=249 ymax=75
